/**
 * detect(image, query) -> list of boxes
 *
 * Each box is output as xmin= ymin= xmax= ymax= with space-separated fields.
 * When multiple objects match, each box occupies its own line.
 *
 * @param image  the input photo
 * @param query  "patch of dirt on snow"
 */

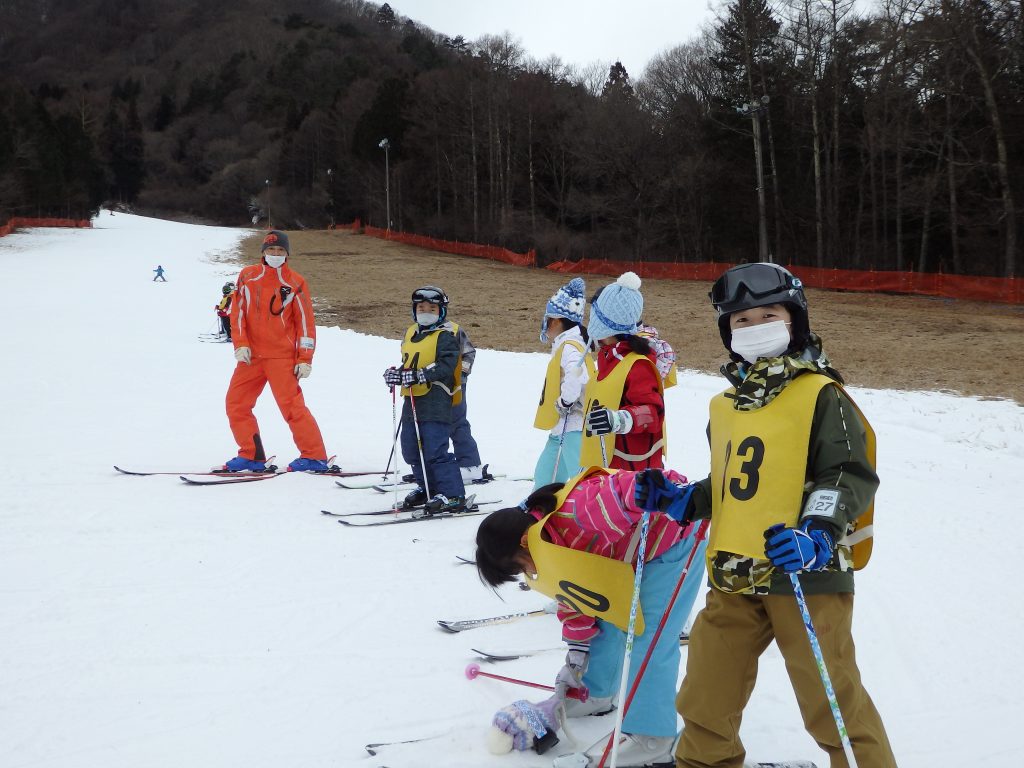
xmin=232 ymin=229 xmax=1024 ymax=405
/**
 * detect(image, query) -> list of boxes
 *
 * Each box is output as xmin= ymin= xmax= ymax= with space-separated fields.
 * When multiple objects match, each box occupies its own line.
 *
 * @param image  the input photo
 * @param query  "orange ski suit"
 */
xmin=227 ymin=261 xmax=326 ymax=461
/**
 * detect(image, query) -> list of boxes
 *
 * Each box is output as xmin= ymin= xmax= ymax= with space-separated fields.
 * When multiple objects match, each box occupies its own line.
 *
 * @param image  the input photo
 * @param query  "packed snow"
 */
xmin=1 ymin=212 xmax=1020 ymax=768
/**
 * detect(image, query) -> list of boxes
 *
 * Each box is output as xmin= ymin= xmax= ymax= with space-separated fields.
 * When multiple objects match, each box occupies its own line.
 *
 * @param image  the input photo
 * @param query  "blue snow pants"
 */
xmin=581 ymin=533 xmax=708 ymax=738
xmin=400 ymin=419 xmax=465 ymax=499
xmin=532 ymin=431 xmax=583 ymax=489
xmin=450 ymin=379 xmax=481 ymax=468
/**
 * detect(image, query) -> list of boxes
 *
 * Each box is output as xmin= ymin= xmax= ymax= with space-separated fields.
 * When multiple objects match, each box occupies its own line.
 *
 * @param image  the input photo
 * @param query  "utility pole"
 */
xmin=738 ymin=96 xmax=771 ymax=262
xmin=378 ymin=139 xmax=391 ymax=230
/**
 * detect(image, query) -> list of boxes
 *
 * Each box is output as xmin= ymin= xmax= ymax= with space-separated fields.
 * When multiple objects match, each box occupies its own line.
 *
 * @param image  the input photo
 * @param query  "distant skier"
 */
xmin=674 ymin=262 xmax=897 ymax=767
xmin=215 ymin=282 xmax=235 ymax=340
xmin=153 ymin=265 xmax=166 ymax=282
xmin=382 ymin=286 xmax=468 ymax=515
xmin=533 ymin=277 xmax=593 ymax=487
xmin=221 ymin=230 xmax=332 ymax=473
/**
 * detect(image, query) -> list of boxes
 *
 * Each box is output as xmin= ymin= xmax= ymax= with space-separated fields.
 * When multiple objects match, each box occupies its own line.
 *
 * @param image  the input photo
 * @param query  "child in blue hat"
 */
xmin=533 ymin=278 xmax=594 ymax=487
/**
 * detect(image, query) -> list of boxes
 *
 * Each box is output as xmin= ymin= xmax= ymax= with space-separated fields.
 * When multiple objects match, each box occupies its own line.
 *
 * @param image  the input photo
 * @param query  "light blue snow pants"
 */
xmin=533 ymin=431 xmax=583 ymax=489
xmin=581 ymin=533 xmax=708 ymax=738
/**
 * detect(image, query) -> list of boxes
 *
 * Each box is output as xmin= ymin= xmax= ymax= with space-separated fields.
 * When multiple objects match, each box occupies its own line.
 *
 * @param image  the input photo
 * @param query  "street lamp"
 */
xmin=264 ymin=178 xmax=272 ymax=228
xmin=378 ymin=138 xmax=391 ymax=230
xmin=737 ymin=95 xmax=770 ymax=262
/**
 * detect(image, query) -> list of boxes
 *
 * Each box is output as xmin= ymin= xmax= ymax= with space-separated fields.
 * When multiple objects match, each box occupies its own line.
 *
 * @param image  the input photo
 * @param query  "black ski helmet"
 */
xmin=222 ymin=282 xmax=235 ymax=295
xmin=411 ymin=285 xmax=449 ymax=324
xmin=709 ymin=263 xmax=809 ymax=352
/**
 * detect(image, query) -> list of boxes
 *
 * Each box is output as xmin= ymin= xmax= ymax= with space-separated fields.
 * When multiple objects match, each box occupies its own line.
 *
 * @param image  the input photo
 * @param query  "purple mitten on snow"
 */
xmin=487 ymin=696 xmax=561 ymax=754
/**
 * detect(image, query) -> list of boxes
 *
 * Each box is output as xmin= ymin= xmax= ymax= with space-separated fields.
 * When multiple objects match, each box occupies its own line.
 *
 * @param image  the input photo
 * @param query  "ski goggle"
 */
xmin=709 ymin=264 xmax=800 ymax=308
xmin=412 ymin=287 xmax=447 ymax=305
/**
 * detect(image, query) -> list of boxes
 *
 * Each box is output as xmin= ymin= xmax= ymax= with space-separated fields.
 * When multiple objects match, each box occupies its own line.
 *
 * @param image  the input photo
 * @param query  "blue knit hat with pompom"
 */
xmin=588 ymin=271 xmax=643 ymax=342
xmin=545 ymin=277 xmax=586 ymax=325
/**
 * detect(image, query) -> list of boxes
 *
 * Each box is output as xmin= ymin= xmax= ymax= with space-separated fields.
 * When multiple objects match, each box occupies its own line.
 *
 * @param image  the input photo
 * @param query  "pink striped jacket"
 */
xmin=529 ymin=469 xmax=691 ymax=644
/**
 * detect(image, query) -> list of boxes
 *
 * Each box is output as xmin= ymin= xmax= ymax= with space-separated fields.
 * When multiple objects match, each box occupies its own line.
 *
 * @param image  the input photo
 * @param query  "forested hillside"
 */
xmin=1 ymin=0 xmax=1020 ymax=275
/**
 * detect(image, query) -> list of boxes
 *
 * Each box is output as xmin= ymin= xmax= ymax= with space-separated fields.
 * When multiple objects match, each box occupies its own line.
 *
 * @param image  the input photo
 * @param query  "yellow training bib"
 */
xmin=400 ymin=322 xmax=463 ymax=406
xmin=525 ymin=466 xmax=645 ymax=634
xmin=708 ymin=374 xmax=831 ymax=560
xmin=534 ymin=339 xmax=592 ymax=430
xmin=579 ymin=353 xmax=664 ymax=468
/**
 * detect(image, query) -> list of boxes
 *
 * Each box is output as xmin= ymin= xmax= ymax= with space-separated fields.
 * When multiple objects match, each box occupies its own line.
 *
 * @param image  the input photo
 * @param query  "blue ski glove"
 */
xmin=633 ymin=469 xmax=696 ymax=524
xmin=382 ymin=367 xmax=402 ymax=387
xmin=764 ymin=520 xmax=836 ymax=573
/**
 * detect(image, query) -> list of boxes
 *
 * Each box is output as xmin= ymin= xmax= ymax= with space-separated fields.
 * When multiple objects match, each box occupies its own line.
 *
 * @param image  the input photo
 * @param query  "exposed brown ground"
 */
xmin=236 ymin=230 xmax=1024 ymax=405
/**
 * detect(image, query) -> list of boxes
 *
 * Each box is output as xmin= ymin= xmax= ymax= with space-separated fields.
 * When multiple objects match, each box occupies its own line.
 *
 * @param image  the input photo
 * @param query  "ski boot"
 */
xmin=460 ymin=464 xmax=495 ymax=484
xmin=402 ymin=486 xmax=428 ymax=510
xmin=287 ymin=457 xmax=330 ymax=473
xmin=417 ymin=493 xmax=473 ymax=518
xmin=218 ymin=457 xmax=268 ymax=473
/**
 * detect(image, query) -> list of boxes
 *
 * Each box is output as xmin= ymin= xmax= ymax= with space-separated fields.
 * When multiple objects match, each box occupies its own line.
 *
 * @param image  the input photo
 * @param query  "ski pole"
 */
xmin=408 ymin=390 xmax=431 ymax=499
xmin=390 ymin=385 xmax=400 ymax=512
xmin=790 ymin=572 xmax=860 ymax=768
xmin=552 ymin=417 xmax=569 ymax=483
xmin=594 ymin=518 xmax=710 ymax=768
xmin=607 ymin=511 xmax=651 ymax=768
xmin=465 ymin=664 xmax=588 ymax=701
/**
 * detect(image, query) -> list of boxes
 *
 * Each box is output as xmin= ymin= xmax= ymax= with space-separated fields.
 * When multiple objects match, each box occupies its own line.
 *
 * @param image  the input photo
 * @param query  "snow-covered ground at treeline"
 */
xmin=1 ymin=212 xmax=1021 ymax=768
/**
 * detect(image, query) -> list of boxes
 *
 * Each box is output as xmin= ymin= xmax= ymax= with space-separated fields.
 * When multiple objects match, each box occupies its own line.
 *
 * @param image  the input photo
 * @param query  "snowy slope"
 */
xmin=1 ymin=212 xmax=1021 ymax=768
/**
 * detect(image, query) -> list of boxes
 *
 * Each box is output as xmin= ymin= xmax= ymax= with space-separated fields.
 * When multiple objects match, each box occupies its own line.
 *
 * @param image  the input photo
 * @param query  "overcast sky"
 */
xmin=394 ymin=0 xmax=718 ymax=79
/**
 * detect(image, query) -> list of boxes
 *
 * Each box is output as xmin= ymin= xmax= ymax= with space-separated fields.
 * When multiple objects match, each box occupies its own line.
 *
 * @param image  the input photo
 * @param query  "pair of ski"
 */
xmin=321 ymin=494 xmax=501 ymax=527
xmin=114 ymin=461 xmax=386 ymax=486
xmin=364 ymin=734 xmax=816 ymax=767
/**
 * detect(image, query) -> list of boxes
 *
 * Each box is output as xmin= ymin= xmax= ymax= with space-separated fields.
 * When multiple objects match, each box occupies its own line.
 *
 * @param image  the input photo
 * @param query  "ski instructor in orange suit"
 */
xmin=221 ymin=230 xmax=331 ymax=473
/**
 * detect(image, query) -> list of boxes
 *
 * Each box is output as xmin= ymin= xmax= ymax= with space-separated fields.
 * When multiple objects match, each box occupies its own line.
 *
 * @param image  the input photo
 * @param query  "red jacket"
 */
xmin=230 ymin=262 xmax=317 ymax=363
xmin=596 ymin=340 xmax=665 ymax=470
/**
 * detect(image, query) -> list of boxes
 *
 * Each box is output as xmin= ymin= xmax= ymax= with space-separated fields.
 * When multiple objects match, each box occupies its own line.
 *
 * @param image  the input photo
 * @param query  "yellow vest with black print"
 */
xmin=526 ymin=466 xmax=646 ymax=634
xmin=579 ymin=353 xmax=665 ymax=468
xmin=534 ymin=339 xmax=593 ymax=430
xmin=400 ymin=323 xmax=463 ymax=406
xmin=708 ymin=373 xmax=876 ymax=593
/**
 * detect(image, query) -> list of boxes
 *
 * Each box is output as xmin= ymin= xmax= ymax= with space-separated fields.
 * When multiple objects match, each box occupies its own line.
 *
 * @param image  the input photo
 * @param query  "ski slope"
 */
xmin=1 ymin=212 xmax=1020 ymax=768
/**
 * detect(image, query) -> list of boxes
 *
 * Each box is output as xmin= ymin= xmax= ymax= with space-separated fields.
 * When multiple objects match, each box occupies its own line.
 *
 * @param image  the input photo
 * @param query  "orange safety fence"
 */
xmin=327 ymin=219 xmax=361 ymax=231
xmin=0 ymin=217 xmax=92 ymax=237
xmin=545 ymin=258 xmax=1024 ymax=305
xmin=362 ymin=225 xmax=536 ymax=268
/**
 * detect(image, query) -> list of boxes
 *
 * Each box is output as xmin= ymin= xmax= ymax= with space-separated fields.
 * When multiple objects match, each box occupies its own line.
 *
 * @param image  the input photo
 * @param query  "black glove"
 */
xmin=400 ymin=368 xmax=428 ymax=387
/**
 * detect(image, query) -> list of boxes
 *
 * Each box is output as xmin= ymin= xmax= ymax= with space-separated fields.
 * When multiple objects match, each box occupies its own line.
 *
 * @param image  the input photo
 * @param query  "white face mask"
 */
xmin=264 ymin=253 xmax=286 ymax=268
xmin=416 ymin=311 xmax=440 ymax=326
xmin=730 ymin=320 xmax=792 ymax=363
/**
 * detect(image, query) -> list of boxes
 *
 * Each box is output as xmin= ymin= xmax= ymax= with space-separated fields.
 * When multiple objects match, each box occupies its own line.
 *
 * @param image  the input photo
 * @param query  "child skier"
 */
xmin=382 ymin=286 xmax=468 ymax=514
xmin=475 ymin=466 xmax=708 ymax=768
xmin=222 ymin=230 xmax=332 ymax=473
xmin=636 ymin=322 xmax=677 ymax=389
xmin=533 ymin=277 xmax=593 ymax=487
xmin=153 ymin=265 xmax=166 ymax=282
xmin=666 ymin=262 xmax=896 ymax=767
xmin=450 ymin=324 xmax=491 ymax=484
xmin=215 ymin=282 xmax=234 ymax=340
xmin=580 ymin=272 xmax=666 ymax=471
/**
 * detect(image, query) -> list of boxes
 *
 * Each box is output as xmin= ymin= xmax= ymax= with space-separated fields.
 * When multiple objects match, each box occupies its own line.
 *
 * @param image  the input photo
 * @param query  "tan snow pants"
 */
xmin=675 ymin=588 xmax=897 ymax=768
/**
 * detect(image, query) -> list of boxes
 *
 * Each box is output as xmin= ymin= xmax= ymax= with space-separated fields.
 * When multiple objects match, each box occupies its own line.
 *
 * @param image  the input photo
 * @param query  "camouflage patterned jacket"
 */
xmin=690 ymin=373 xmax=879 ymax=596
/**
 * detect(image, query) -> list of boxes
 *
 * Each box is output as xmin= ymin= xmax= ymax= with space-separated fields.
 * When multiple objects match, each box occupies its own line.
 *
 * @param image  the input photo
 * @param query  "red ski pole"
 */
xmin=465 ymin=663 xmax=588 ymax=701
xmin=595 ymin=519 xmax=710 ymax=768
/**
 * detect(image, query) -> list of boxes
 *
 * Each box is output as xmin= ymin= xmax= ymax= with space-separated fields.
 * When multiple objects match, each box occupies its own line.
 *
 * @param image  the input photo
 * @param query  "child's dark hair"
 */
xmin=475 ymin=483 xmax=564 ymax=588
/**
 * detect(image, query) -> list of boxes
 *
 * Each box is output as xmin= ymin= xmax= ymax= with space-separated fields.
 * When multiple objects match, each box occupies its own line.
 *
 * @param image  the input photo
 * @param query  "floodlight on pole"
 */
xmin=738 ymin=98 xmax=770 ymax=262
xmin=378 ymin=138 xmax=391 ymax=231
